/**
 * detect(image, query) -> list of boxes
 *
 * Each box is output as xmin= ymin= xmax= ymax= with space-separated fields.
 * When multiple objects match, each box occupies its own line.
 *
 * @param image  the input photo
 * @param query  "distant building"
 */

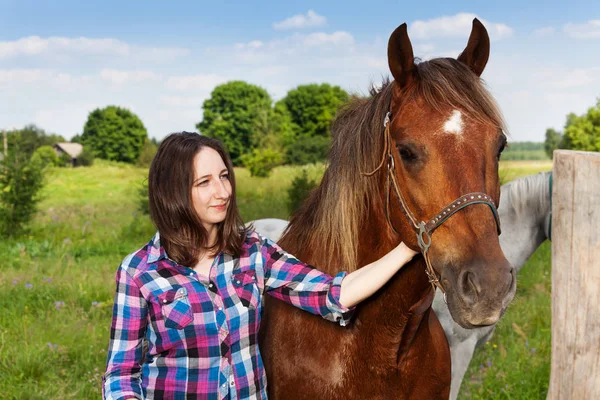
xmin=53 ymin=143 xmax=83 ymax=166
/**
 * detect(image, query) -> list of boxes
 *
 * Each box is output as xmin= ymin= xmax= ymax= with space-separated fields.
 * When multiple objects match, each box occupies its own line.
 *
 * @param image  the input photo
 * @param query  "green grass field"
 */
xmin=0 ymin=160 xmax=552 ymax=399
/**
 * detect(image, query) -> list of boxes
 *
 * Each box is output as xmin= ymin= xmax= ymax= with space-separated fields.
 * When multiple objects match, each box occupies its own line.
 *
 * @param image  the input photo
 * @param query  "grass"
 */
xmin=0 ymin=160 xmax=552 ymax=399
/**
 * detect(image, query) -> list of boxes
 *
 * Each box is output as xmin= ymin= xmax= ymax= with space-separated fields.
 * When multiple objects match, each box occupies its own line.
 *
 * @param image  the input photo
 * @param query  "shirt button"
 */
xmin=189 ymin=272 xmax=193 ymax=276
xmin=230 ymin=381 xmax=235 ymax=386
xmin=209 ymin=283 xmax=214 ymax=288
xmin=236 ymin=280 xmax=241 ymax=284
xmin=162 ymin=299 xmax=167 ymax=304
xmin=222 ymin=383 xmax=226 ymax=388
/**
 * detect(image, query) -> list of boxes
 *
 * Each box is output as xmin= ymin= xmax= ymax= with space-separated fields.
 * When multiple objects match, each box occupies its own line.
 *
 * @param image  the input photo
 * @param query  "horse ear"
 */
xmin=388 ymin=23 xmax=416 ymax=89
xmin=457 ymin=18 xmax=490 ymax=77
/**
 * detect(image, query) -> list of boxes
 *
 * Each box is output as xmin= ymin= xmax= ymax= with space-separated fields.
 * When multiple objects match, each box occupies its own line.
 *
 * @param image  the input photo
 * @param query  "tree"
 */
xmin=282 ymin=83 xmax=349 ymax=138
xmin=197 ymin=81 xmax=273 ymax=166
xmin=544 ymin=128 xmax=563 ymax=159
xmin=81 ymin=106 xmax=148 ymax=164
xmin=561 ymin=100 xmax=600 ymax=152
xmin=6 ymin=125 xmax=65 ymax=159
xmin=278 ymin=84 xmax=349 ymax=164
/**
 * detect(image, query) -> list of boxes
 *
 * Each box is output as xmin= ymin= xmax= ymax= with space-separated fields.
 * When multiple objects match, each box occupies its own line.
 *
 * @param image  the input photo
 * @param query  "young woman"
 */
xmin=103 ymin=132 xmax=418 ymax=399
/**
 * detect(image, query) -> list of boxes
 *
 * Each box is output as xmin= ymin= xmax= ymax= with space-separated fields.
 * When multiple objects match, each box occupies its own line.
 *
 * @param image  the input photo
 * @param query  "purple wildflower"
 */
xmin=46 ymin=343 xmax=58 ymax=350
xmin=92 ymin=301 xmax=99 ymax=307
xmin=54 ymin=301 xmax=65 ymax=310
xmin=487 ymin=360 xmax=492 ymax=367
xmin=25 ymin=283 xmax=33 ymax=289
xmin=12 ymin=279 xmax=18 ymax=285
xmin=531 ymin=348 xmax=536 ymax=353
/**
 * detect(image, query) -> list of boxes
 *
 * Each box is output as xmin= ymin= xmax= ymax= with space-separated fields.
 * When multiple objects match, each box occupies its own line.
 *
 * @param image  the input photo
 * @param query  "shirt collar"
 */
xmin=147 ymin=231 xmax=167 ymax=264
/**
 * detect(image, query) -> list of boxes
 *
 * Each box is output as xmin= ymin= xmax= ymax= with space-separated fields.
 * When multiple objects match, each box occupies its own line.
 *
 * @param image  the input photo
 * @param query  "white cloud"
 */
xmin=100 ymin=69 xmax=161 ymax=85
xmin=0 ymin=68 xmax=90 ymax=90
xmin=533 ymin=27 xmax=555 ymax=37
xmin=532 ymin=66 xmax=600 ymax=89
xmin=165 ymin=73 xmax=229 ymax=92
xmin=159 ymin=95 xmax=206 ymax=108
xmin=563 ymin=20 xmax=600 ymax=39
xmin=410 ymin=13 xmax=513 ymax=40
xmin=301 ymin=31 xmax=354 ymax=46
xmin=0 ymin=36 xmax=189 ymax=61
xmin=273 ymin=10 xmax=327 ymax=31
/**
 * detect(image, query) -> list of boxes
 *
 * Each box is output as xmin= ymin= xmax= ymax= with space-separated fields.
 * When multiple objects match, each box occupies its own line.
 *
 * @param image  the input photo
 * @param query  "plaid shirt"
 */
xmin=103 ymin=230 xmax=354 ymax=400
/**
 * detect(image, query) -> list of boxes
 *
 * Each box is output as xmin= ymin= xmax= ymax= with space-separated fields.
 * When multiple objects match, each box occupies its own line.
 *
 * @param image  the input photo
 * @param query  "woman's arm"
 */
xmin=338 ymin=242 xmax=418 ymax=308
xmin=102 ymin=263 xmax=148 ymax=400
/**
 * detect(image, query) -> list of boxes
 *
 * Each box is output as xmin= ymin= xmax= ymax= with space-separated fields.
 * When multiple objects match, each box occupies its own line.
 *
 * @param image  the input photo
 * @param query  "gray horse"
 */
xmin=249 ymin=171 xmax=552 ymax=399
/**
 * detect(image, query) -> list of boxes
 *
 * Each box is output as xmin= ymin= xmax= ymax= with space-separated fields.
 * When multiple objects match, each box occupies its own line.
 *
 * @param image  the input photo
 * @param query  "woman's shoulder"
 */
xmin=118 ymin=233 xmax=160 ymax=277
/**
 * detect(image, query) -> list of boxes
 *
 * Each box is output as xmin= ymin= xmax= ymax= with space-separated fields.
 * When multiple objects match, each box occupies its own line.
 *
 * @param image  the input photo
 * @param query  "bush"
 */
xmin=240 ymin=148 xmax=283 ymax=178
xmin=0 ymin=151 xmax=45 ymax=237
xmin=30 ymin=145 xmax=59 ymax=168
xmin=284 ymin=135 xmax=330 ymax=165
xmin=138 ymin=180 xmax=149 ymax=215
xmin=287 ymin=169 xmax=318 ymax=214
xmin=76 ymin=146 xmax=94 ymax=167
xmin=136 ymin=140 xmax=158 ymax=168
xmin=58 ymin=152 xmax=72 ymax=167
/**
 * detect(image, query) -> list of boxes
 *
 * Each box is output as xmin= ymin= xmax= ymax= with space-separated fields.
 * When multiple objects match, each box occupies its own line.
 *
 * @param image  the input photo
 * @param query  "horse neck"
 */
xmin=498 ymin=172 xmax=551 ymax=272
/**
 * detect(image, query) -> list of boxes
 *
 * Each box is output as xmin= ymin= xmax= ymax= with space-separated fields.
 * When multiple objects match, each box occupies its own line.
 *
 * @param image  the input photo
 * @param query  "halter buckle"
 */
xmin=417 ymin=222 xmax=431 ymax=252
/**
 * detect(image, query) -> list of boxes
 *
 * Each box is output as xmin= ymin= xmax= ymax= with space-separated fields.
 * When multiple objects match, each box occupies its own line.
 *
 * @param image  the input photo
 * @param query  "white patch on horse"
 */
xmin=443 ymin=110 xmax=463 ymax=135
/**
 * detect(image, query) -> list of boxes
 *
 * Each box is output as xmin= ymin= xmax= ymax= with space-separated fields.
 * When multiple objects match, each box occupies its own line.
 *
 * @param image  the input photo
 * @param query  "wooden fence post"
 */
xmin=548 ymin=150 xmax=600 ymax=399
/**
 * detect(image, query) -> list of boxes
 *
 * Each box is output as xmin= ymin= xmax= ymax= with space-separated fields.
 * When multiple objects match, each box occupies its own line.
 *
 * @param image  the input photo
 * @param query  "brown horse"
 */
xmin=259 ymin=19 xmax=516 ymax=399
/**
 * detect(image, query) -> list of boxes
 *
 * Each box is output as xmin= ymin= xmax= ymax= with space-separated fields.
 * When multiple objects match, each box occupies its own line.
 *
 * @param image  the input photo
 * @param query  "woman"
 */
xmin=103 ymin=132 xmax=418 ymax=399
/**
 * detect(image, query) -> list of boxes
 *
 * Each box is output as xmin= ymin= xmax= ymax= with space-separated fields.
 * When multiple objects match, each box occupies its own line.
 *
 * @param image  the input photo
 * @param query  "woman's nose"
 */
xmin=214 ymin=181 xmax=229 ymax=199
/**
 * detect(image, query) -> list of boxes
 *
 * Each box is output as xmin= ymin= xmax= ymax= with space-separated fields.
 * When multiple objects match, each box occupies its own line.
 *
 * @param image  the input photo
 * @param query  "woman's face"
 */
xmin=191 ymin=147 xmax=232 ymax=231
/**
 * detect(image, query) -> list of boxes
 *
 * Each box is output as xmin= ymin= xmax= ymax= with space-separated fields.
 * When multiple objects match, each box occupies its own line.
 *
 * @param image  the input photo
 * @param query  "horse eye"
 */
xmin=497 ymin=136 xmax=507 ymax=159
xmin=397 ymin=145 xmax=418 ymax=162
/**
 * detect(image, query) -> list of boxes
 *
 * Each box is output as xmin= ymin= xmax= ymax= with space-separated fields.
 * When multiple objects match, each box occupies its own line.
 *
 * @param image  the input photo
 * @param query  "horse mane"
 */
xmin=282 ymin=58 xmax=507 ymax=272
xmin=506 ymin=171 xmax=552 ymax=218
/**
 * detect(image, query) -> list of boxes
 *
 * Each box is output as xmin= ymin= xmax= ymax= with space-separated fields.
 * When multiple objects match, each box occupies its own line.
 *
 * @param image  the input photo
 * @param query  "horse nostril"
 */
xmin=459 ymin=270 xmax=480 ymax=305
xmin=504 ymin=267 xmax=516 ymax=296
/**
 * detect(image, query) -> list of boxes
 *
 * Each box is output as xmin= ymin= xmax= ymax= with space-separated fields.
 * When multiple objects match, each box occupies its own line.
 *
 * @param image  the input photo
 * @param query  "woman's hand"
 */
xmin=338 ymin=242 xmax=420 ymax=309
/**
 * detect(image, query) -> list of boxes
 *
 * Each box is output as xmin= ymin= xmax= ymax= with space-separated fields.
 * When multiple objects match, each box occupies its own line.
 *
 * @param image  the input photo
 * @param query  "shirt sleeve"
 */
xmin=102 ymin=263 xmax=148 ymax=400
xmin=259 ymin=234 xmax=355 ymax=326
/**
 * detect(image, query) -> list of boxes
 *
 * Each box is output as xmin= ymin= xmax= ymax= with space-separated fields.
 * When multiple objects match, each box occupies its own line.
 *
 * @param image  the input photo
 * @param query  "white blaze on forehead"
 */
xmin=443 ymin=110 xmax=463 ymax=135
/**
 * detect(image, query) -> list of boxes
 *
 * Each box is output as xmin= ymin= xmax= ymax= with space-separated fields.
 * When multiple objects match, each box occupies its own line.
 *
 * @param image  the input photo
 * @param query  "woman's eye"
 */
xmin=197 ymin=180 xmax=208 ymax=187
xmin=220 ymin=174 xmax=229 ymax=180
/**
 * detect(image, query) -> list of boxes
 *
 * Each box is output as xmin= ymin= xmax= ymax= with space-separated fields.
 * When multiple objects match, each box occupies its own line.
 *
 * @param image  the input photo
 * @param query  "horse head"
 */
xmin=386 ymin=19 xmax=516 ymax=328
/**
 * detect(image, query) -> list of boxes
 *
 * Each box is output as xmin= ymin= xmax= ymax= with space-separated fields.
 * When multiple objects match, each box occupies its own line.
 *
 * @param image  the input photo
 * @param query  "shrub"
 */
xmin=284 ymin=135 xmax=330 ymax=165
xmin=240 ymin=148 xmax=283 ymax=178
xmin=76 ymin=146 xmax=95 ymax=167
xmin=138 ymin=180 xmax=149 ymax=215
xmin=287 ymin=169 xmax=318 ymax=215
xmin=0 ymin=151 xmax=45 ymax=237
xmin=30 ymin=145 xmax=59 ymax=168
xmin=136 ymin=140 xmax=158 ymax=168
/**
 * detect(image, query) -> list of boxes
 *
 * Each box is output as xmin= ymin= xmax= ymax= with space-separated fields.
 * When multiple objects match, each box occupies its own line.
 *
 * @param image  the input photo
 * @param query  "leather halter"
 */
xmin=365 ymin=112 xmax=502 ymax=294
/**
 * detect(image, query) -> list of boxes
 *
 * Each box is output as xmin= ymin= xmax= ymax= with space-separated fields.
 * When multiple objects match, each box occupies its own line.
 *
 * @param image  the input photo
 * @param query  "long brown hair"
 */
xmin=148 ymin=132 xmax=248 ymax=267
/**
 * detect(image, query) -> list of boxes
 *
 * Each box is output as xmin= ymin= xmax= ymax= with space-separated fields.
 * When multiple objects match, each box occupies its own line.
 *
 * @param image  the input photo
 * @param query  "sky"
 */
xmin=1 ymin=0 xmax=599 ymax=142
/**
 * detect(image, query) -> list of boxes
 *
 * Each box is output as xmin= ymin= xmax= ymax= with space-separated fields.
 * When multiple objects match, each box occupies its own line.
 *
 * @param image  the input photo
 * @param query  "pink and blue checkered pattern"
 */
xmin=103 ymin=230 xmax=354 ymax=399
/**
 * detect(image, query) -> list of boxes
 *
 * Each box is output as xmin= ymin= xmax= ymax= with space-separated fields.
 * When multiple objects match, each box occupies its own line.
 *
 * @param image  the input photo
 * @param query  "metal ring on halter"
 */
xmin=443 ymin=292 xmax=447 ymax=304
xmin=417 ymin=222 xmax=431 ymax=252
xmin=384 ymin=112 xmax=391 ymax=127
